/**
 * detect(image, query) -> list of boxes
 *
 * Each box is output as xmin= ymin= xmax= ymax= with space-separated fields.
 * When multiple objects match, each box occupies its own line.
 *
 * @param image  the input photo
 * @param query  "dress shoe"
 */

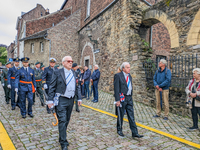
xmin=76 ymin=109 xmax=80 ymax=113
xmin=86 ymin=98 xmax=90 ymax=100
xmin=28 ymin=114 xmax=34 ymax=118
xmin=91 ymin=99 xmax=94 ymax=102
xmin=41 ymin=103 xmax=44 ymax=106
xmin=132 ymin=134 xmax=144 ymax=138
xmin=6 ymin=101 xmax=9 ymax=104
xmin=22 ymin=115 xmax=26 ymax=119
xmin=93 ymin=100 xmax=98 ymax=103
xmin=47 ymin=111 xmax=51 ymax=114
xmin=117 ymin=131 xmax=124 ymax=137
xmin=62 ymin=146 xmax=68 ymax=150
xmin=153 ymin=115 xmax=160 ymax=118
xmin=12 ymin=107 xmax=15 ymax=110
xmin=163 ymin=117 xmax=168 ymax=120
xmin=66 ymin=140 xmax=69 ymax=146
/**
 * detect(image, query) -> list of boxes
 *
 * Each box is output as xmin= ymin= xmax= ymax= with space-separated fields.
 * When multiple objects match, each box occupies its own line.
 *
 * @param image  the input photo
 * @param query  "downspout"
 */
xmin=44 ymin=37 xmax=51 ymax=59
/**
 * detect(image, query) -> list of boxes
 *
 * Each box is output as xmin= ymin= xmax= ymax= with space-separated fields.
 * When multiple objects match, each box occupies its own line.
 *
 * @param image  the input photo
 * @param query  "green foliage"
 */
xmin=0 ymin=47 xmax=6 ymax=56
xmin=165 ymin=0 xmax=172 ymax=6
xmin=0 ymin=47 xmax=7 ymax=65
xmin=142 ymin=39 xmax=152 ymax=52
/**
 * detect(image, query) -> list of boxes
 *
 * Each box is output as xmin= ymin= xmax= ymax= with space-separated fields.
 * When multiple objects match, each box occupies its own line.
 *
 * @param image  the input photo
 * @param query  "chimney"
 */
xmin=45 ymin=8 xmax=50 ymax=15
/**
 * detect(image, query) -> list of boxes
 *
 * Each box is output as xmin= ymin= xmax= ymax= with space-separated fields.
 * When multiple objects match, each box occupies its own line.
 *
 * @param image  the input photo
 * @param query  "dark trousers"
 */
xmin=81 ymin=84 xmax=85 ymax=96
xmin=19 ymin=91 xmax=33 ymax=116
xmin=33 ymin=86 xmax=44 ymax=104
xmin=56 ymin=96 xmax=74 ymax=148
xmin=93 ymin=82 xmax=98 ymax=101
xmin=84 ymin=81 xmax=90 ymax=98
xmin=191 ymin=100 xmax=200 ymax=128
xmin=45 ymin=89 xmax=50 ymax=112
xmin=90 ymin=84 xmax=94 ymax=96
xmin=117 ymin=95 xmax=138 ymax=135
xmin=11 ymin=87 xmax=19 ymax=107
xmin=3 ymin=85 xmax=11 ymax=102
xmin=74 ymin=95 xmax=79 ymax=110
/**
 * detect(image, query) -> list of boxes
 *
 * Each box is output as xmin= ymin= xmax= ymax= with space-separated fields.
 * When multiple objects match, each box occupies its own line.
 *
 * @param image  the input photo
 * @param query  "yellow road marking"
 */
xmin=81 ymin=104 xmax=200 ymax=149
xmin=0 ymin=122 xmax=16 ymax=150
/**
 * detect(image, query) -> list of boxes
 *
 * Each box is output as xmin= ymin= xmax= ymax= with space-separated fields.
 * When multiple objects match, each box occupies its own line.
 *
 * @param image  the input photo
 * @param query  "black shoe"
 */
xmin=66 ymin=140 xmax=69 ymax=146
xmin=82 ymin=96 xmax=86 ymax=99
xmin=117 ymin=131 xmax=124 ymax=137
xmin=188 ymin=126 xmax=199 ymax=130
xmin=132 ymin=134 xmax=144 ymax=138
xmin=86 ymin=98 xmax=90 ymax=100
xmin=91 ymin=99 xmax=94 ymax=102
xmin=47 ymin=111 xmax=51 ymax=114
xmin=163 ymin=117 xmax=168 ymax=120
xmin=41 ymin=103 xmax=44 ymax=106
xmin=6 ymin=101 xmax=9 ymax=104
xmin=153 ymin=115 xmax=160 ymax=118
xmin=22 ymin=115 xmax=26 ymax=119
xmin=12 ymin=107 xmax=15 ymax=110
xmin=76 ymin=109 xmax=80 ymax=113
xmin=62 ymin=146 xmax=68 ymax=150
xmin=93 ymin=100 xmax=98 ymax=103
xmin=28 ymin=114 xmax=34 ymax=118
xmin=16 ymin=104 xmax=20 ymax=108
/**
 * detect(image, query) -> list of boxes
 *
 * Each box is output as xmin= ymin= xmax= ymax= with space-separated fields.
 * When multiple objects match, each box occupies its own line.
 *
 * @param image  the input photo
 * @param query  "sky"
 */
xmin=0 ymin=0 xmax=65 ymax=46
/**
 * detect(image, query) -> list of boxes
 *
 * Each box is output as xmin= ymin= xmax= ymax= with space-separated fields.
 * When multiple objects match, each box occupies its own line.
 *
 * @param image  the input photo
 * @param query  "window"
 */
xmin=85 ymin=59 xmax=89 ymax=67
xmin=41 ymin=12 xmax=43 ymax=16
xmin=31 ymin=43 xmax=34 ymax=53
xmin=86 ymin=0 xmax=91 ymax=18
xmin=40 ymin=42 xmax=44 ymax=52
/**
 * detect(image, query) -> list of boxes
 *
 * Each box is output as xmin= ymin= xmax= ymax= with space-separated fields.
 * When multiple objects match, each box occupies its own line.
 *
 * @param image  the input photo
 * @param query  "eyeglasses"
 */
xmin=66 ymin=60 xmax=73 ymax=63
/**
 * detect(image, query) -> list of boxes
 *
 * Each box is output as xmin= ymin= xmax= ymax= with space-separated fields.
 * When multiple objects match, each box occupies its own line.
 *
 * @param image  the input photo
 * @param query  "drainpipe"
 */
xmin=44 ymin=37 xmax=51 ymax=59
xmin=141 ymin=0 xmax=152 ymax=6
xmin=150 ymin=26 xmax=153 ymax=47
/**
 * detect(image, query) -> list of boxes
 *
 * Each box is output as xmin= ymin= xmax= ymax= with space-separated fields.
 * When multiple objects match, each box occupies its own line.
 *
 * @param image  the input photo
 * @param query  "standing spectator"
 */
xmin=91 ymin=65 xmax=100 ymax=103
xmin=82 ymin=66 xmax=91 ymax=100
xmin=153 ymin=59 xmax=171 ymax=120
xmin=80 ymin=67 xmax=85 ymax=97
xmin=185 ymin=68 xmax=200 ymax=130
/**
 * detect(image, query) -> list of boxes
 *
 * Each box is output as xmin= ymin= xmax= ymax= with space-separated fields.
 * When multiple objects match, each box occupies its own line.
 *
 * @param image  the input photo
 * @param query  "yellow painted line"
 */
xmin=81 ymin=104 xmax=200 ymax=149
xmin=0 ymin=122 xmax=16 ymax=150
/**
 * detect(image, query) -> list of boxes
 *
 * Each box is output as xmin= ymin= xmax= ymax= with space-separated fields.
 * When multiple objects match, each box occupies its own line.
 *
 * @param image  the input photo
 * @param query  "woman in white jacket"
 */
xmin=185 ymin=68 xmax=200 ymax=130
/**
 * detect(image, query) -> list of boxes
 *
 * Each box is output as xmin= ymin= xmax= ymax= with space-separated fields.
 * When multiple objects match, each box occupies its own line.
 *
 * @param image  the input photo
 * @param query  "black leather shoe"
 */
xmin=47 ymin=111 xmax=51 ymax=114
xmin=132 ymin=134 xmax=144 ymax=138
xmin=6 ymin=101 xmax=9 ymax=104
xmin=12 ymin=107 xmax=15 ymax=110
xmin=76 ymin=109 xmax=80 ymax=113
xmin=66 ymin=140 xmax=69 ymax=146
xmin=62 ymin=146 xmax=68 ymax=150
xmin=117 ymin=131 xmax=124 ymax=137
xmin=86 ymin=98 xmax=90 ymax=100
xmin=22 ymin=115 xmax=26 ymax=119
xmin=93 ymin=100 xmax=98 ymax=103
xmin=28 ymin=114 xmax=34 ymax=118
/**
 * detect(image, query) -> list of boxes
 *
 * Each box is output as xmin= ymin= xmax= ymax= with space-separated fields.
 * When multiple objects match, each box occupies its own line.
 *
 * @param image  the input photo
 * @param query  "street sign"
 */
xmin=9 ymin=58 xmax=13 ymax=62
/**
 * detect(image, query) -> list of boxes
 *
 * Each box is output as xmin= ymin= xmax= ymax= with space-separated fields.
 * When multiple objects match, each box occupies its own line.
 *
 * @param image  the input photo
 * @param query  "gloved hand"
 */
xmin=2 ymin=83 xmax=4 ymax=87
xmin=35 ymin=88 xmax=36 ymax=91
xmin=44 ymin=84 xmax=48 ymax=89
xmin=7 ymin=84 xmax=11 ymax=89
xmin=15 ymin=88 xmax=18 ymax=92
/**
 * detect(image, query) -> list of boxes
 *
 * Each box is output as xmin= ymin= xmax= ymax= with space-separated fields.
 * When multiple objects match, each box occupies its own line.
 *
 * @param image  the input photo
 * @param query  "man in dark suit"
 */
xmin=47 ymin=56 xmax=82 ymax=150
xmin=82 ymin=66 xmax=91 ymax=100
xmin=42 ymin=58 xmax=57 ymax=113
xmin=114 ymin=62 xmax=143 ymax=138
xmin=91 ymin=65 xmax=100 ymax=103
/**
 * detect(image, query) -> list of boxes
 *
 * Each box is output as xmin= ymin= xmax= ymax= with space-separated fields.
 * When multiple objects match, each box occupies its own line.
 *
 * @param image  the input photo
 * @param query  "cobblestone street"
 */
xmin=0 ymin=86 xmax=198 ymax=150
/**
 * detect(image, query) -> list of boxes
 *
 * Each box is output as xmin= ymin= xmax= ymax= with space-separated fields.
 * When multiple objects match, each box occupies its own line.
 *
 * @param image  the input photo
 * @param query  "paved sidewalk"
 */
xmin=0 ymin=86 xmax=198 ymax=150
xmin=84 ymin=90 xmax=200 ymax=144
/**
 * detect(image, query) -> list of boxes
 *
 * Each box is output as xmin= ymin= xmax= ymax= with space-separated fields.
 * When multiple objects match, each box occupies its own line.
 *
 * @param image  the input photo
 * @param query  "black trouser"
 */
xmin=3 ymin=85 xmax=11 ymax=103
xmin=45 ymin=89 xmax=50 ymax=112
xmin=117 ymin=95 xmax=138 ymax=136
xmin=33 ymin=87 xmax=44 ymax=104
xmin=56 ymin=96 xmax=74 ymax=148
xmin=74 ymin=95 xmax=79 ymax=110
xmin=191 ymin=99 xmax=200 ymax=128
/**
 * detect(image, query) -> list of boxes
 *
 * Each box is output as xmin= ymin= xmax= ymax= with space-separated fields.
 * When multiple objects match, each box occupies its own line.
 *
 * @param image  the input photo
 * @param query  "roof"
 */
xmin=60 ymin=0 xmax=68 ymax=10
xmin=19 ymin=29 xmax=48 ymax=41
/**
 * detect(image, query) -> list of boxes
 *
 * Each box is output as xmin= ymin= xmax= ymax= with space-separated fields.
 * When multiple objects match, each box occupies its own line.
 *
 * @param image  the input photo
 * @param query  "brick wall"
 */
xmin=26 ymin=9 xmax=71 ymax=37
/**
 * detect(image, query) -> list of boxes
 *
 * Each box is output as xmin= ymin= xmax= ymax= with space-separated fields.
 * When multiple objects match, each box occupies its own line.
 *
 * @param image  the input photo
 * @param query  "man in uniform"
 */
xmin=54 ymin=65 xmax=59 ymax=69
xmin=15 ymin=57 xmax=36 ymax=118
xmin=42 ymin=58 xmax=57 ymax=114
xmin=33 ymin=62 xmax=44 ymax=106
xmin=72 ymin=63 xmax=81 ymax=112
xmin=7 ymin=58 xmax=21 ymax=110
xmin=1 ymin=62 xmax=11 ymax=104
xmin=41 ymin=65 xmax=45 ymax=72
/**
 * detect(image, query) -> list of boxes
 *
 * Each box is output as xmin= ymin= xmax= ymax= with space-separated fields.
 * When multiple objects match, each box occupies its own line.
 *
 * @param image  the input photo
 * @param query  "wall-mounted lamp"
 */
xmin=86 ymin=26 xmax=99 ymax=53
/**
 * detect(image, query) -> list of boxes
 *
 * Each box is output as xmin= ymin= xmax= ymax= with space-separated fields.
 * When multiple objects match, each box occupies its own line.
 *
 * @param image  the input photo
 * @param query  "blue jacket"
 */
xmin=7 ymin=66 xmax=20 ymax=87
xmin=91 ymin=69 xmax=100 ymax=83
xmin=15 ymin=67 xmax=36 ymax=92
xmin=83 ymin=69 xmax=91 ymax=82
xmin=153 ymin=67 xmax=171 ymax=90
xmin=42 ymin=66 xmax=58 ymax=87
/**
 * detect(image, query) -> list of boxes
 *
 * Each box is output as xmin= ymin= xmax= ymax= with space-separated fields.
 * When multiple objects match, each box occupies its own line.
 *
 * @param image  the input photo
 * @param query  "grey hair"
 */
xmin=160 ymin=59 xmax=167 ymax=66
xmin=193 ymin=68 xmax=200 ymax=74
xmin=120 ymin=62 xmax=130 ymax=71
xmin=62 ymin=56 xmax=72 ymax=62
xmin=94 ymin=65 xmax=99 ymax=68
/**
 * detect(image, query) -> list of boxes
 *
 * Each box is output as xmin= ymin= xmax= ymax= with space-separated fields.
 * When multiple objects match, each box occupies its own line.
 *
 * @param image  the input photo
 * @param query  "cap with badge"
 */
xmin=35 ymin=61 xmax=40 ymax=65
xmin=13 ymin=57 xmax=20 ymax=62
xmin=21 ymin=57 xmax=29 ymax=62
xmin=41 ymin=65 xmax=45 ymax=68
xmin=72 ymin=63 xmax=78 ymax=68
xmin=49 ymin=58 xmax=56 ymax=63
xmin=5 ymin=62 xmax=11 ymax=65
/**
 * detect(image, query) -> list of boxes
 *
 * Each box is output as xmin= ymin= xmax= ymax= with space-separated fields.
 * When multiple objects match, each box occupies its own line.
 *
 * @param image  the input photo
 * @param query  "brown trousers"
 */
xmin=155 ymin=89 xmax=169 ymax=117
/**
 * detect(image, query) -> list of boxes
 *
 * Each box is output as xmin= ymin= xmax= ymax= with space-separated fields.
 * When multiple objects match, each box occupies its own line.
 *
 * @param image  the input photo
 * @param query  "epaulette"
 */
xmin=49 ymin=67 xmax=51 ymax=69
xmin=18 ymin=67 xmax=21 ymax=70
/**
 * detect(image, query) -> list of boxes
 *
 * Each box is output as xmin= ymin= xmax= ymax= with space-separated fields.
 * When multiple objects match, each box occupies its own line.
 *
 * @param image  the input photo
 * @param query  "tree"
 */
xmin=0 ymin=47 xmax=7 ymax=65
xmin=0 ymin=47 xmax=6 ymax=56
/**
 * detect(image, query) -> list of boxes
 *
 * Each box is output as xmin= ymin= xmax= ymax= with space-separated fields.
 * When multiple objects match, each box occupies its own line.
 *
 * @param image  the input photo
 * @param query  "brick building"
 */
xmin=7 ymin=42 xmax=15 ymax=60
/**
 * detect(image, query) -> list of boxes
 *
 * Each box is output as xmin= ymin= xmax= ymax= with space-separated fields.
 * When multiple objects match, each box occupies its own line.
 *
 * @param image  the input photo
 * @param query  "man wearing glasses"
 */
xmin=47 ymin=56 xmax=82 ymax=150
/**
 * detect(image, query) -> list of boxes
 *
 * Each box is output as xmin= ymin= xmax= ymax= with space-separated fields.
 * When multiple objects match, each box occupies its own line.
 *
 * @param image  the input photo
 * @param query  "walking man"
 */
xmin=15 ymin=57 xmax=36 ymax=118
xmin=82 ymin=66 xmax=91 ymax=100
xmin=47 ymin=56 xmax=82 ymax=150
xmin=33 ymin=62 xmax=44 ymax=106
xmin=42 ymin=58 xmax=57 ymax=114
xmin=114 ymin=62 xmax=143 ymax=138
xmin=1 ymin=62 xmax=11 ymax=104
xmin=7 ymin=58 xmax=21 ymax=110
xmin=91 ymin=65 xmax=100 ymax=103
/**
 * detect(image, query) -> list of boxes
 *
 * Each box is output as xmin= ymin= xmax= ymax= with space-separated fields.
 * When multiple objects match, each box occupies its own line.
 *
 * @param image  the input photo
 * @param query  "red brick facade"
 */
xmin=26 ymin=9 xmax=71 ymax=37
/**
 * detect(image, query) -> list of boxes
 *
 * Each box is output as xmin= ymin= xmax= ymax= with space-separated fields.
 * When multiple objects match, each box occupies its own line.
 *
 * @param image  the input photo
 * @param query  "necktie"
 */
xmin=126 ymin=75 xmax=130 ymax=88
xmin=26 ymin=68 xmax=28 ymax=73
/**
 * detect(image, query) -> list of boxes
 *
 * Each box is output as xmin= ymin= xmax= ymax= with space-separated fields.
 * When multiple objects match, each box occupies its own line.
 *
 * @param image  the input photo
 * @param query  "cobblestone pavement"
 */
xmin=0 ymin=86 xmax=198 ymax=150
xmin=84 ymin=90 xmax=200 ymax=144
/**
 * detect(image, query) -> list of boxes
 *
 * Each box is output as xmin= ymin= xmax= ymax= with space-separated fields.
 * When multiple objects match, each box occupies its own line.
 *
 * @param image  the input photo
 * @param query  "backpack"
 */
xmin=156 ymin=68 xmax=171 ymax=87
